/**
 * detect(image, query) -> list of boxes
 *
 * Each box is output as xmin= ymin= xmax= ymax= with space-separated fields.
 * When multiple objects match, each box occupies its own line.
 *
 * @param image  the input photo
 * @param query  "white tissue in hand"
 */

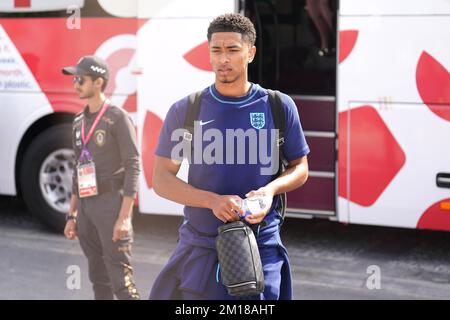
xmin=241 ymin=196 xmax=269 ymax=215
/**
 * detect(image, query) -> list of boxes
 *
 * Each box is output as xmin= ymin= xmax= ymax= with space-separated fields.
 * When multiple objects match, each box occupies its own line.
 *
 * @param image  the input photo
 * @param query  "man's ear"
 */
xmin=95 ymin=77 xmax=104 ymax=90
xmin=248 ymin=46 xmax=256 ymax=63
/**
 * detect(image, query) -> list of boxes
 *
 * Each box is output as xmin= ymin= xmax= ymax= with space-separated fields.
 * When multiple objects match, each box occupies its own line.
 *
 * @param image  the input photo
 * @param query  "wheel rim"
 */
xmin=39 ymin=148 xmax=75 ymax=214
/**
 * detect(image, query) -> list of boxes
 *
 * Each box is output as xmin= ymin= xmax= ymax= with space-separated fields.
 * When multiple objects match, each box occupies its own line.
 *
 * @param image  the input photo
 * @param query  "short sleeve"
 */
xmin=280 ymin=94 xmax=310 ymax=161
xmin=155 ymin=98 xmax=188 ymax=159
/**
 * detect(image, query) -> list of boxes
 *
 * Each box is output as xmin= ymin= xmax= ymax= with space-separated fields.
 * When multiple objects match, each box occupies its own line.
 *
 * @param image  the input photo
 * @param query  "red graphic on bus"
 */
xmin=14 ymin=0 xmax=30 ymax=8
xmin=416 ymin=51 xmax=450 ymax=122
xmin=104 ymin=48 xmax=135 ymax=94
xmin=338 ymin=106 xmax=406 ymax=206
xmin=142 ymin=111 xmax=164 ymax=189
xmin=339 ymin=30 xmax=358 ymax=64
xmin=183 ymin=41 xmax=213 ymax=72
xmin=417 ymin=198 xmax=450 ymax=232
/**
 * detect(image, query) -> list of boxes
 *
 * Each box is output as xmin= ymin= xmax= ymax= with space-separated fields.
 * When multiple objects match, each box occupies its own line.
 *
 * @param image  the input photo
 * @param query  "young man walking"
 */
xmin=150 ymin=13 xmax=309 ymax=300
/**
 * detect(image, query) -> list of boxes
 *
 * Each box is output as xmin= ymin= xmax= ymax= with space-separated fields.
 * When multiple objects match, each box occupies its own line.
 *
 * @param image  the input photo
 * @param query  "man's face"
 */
xmin=209 ymin=32 xmax=256 ymax=84
xmin=73 ymin=75 xmax=97 ymax=99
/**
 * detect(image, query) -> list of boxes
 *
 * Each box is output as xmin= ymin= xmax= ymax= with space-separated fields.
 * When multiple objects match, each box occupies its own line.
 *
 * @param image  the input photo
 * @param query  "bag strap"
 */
xmin=267 ymin=89 xmax=288 ymax=222
xmin=183 ymin=90 xmax=203 ymax=162
xmin=267 ymin=89 xmax=286 ymax=152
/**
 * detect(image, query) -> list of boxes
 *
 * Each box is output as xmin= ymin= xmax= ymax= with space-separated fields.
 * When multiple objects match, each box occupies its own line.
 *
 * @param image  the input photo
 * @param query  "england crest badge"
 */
xmin=250 ymin=113 xmax=265 ymax=129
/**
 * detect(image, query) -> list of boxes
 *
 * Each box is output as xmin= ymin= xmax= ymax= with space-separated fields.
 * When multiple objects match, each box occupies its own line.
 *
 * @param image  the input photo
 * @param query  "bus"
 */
xmin=0 ymin=0 xmax=449 ymax=232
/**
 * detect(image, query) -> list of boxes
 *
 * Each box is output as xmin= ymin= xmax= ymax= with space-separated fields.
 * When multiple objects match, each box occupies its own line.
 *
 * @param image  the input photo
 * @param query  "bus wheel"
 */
xmin=20 ymin=124 xmax=74 ymax=233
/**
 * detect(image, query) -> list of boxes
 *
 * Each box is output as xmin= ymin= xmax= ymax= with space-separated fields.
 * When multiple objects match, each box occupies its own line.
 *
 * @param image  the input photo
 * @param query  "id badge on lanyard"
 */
xmin=77 ymin=161 xmax=98 ymax=198
xmin=76 ymin=100 xmax=109 ymax=198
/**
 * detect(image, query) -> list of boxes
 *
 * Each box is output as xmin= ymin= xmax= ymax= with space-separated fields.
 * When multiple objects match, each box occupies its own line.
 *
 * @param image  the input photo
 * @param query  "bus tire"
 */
xmin=20 ymin=124 xmax=74 ymax=233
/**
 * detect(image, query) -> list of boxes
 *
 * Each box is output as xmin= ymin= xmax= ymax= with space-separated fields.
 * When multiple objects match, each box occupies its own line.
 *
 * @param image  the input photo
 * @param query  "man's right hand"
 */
xmin=64 ymin=220 xmax=77 ymax=240
xmin=210 ymin=195 xmax=243 ymax=223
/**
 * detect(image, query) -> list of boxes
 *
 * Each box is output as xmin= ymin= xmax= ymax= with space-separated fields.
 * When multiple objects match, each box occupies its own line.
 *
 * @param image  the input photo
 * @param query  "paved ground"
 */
xmin=0 ymin=195 xmax=449 ymax=300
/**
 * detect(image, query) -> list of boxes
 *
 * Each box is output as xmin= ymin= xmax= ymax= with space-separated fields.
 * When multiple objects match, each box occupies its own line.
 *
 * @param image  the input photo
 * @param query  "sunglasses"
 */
xmin=72 ymin=75 xmax=85 ymax=85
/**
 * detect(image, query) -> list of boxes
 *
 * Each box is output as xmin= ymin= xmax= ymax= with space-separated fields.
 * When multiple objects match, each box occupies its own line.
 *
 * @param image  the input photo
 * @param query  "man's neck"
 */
xmin=87 ymin=93 xmax=106 ymax=113
xmin=214 ymin=78 xmax=252 ymax=98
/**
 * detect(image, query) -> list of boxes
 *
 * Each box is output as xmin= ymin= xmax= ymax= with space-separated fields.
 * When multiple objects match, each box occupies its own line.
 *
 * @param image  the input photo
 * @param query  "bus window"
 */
xmin=243 ymin=0 xmax=338 ymax=96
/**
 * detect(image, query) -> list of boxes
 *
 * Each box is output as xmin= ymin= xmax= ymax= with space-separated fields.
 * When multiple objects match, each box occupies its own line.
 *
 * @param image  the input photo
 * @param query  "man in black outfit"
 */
xmin=62 ymin=56 xmax=140 ymax=300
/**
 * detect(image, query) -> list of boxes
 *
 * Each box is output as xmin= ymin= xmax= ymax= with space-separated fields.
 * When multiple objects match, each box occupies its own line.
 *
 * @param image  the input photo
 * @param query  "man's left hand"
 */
xmin=244 ymin=187 xmax=274 ymax=224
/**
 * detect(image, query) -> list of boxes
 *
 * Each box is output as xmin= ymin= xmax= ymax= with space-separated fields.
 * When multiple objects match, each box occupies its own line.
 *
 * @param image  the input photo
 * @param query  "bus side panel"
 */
xmin=338 ymin=7 xmax=450 ymax=230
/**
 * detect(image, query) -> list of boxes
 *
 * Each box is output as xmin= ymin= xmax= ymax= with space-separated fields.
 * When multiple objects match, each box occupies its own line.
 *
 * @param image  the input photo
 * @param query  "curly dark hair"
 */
xmin=207 ymin=13 xmax=256 ymax=46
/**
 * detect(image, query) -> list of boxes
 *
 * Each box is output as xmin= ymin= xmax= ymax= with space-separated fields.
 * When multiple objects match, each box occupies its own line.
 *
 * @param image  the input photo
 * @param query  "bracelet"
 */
xmin=66 ymin=215 xmax=77 ymax=222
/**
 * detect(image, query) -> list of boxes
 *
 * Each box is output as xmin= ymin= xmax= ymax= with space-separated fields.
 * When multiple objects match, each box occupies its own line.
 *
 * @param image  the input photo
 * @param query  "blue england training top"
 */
xmin=151 ymin=83 xmax=309 ymax=299
xmin=155 ymin=83 xmax=310 ymax=238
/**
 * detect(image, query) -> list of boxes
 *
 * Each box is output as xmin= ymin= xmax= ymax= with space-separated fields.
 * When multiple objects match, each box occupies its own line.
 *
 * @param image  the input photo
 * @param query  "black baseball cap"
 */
xmin=62 ymin=55 xmax=109 ymax=80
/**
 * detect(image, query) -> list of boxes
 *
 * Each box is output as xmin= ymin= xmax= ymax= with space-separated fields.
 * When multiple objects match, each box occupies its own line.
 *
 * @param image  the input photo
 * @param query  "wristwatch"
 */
xmin=66 ymin=214 xmax=77 ymax=222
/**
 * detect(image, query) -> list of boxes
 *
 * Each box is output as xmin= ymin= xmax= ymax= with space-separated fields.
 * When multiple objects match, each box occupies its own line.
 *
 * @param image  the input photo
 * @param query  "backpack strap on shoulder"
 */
xmin=267 ymin=89 xmax=288 ymax=223
xmin=267 ymin=89 xmax=286 ymax=152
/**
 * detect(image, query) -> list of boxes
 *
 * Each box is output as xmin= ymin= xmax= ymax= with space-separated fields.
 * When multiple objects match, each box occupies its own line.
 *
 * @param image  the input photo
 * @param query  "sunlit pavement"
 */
xmin=1 ymin=196 xmax=450 ymax=300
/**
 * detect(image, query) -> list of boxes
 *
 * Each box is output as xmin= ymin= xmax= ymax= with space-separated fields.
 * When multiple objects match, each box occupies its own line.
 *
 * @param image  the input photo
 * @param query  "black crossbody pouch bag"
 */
xmin=215 ymin=221 xmax=264 ymax=297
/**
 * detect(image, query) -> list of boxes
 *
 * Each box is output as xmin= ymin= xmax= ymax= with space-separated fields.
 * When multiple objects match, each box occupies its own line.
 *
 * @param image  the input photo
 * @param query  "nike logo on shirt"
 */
xmin=199 ymin=119 xmax=215 ymax=126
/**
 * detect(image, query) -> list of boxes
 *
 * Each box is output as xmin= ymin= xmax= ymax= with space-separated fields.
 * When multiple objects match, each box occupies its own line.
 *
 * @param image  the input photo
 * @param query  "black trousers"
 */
xmin=76 ymin=190 xmax=140 ymax=300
